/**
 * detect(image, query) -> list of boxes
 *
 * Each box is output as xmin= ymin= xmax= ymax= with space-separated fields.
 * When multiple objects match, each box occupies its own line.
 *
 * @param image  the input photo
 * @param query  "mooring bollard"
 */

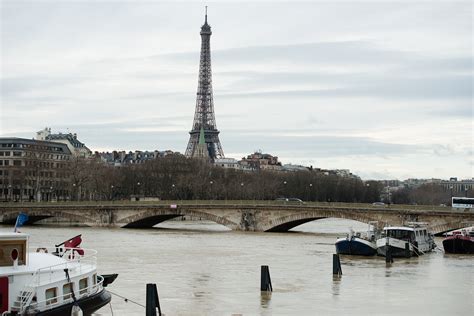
xmin=260 ymin=265 xmax=273 ymax=292
xmin=332 ymin=254 xmax=342 ymax=275
xmin=146 ymin=283 xmax=162 ymax=316
xmin=405 ymin=242 xmax=410 ymax=258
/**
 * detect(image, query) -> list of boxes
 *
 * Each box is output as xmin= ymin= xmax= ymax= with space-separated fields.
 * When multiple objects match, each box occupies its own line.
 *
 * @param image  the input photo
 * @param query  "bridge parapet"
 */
xmin=0 ymin=203 xmax=472 ymax=234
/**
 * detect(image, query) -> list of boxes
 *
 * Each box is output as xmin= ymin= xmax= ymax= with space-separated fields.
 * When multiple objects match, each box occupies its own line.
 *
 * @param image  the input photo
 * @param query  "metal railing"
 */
xmin=14 ymin=247 xmax=98 ymax=313
xmin=22 ymin=275 xmax=105 ymax=313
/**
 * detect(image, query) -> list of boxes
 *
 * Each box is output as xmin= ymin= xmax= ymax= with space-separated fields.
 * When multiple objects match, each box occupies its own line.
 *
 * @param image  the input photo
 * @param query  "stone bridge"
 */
xmin=1 ymin=203 xmax=473 ymax=235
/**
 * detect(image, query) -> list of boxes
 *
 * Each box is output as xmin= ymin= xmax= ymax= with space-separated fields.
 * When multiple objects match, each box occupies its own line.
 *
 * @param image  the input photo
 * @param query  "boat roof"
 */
xmin=0 ymin=252 xmax=69 ymax=276
xmin=383 ymin=226 xmax=415 ymax=231
xmin=0 ymin=232 xmax=28 ymax=240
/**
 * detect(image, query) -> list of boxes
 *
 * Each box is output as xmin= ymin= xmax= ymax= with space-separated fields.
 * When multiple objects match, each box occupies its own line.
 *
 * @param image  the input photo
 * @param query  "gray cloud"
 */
xmin=1 ymin=1 xmax=472 ymax=179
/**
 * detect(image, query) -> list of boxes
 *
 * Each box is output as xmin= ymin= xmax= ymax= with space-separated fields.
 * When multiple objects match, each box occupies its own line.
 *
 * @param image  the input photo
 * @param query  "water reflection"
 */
xmin=332 ymin=275 xmax=341 ymax=296
xmin=260 ymin=291 xmax=272 ymax=308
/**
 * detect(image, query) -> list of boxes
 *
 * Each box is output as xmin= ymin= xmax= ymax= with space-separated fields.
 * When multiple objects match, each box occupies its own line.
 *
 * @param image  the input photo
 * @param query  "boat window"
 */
xmin=93 ymin=273 xmax=97 ymax=285
xmin=63 ymin=282 xmax=73 ymax=300
xmin=45 ymin=287 xmax=58 ymax=305
xmin=79 ymin=277 xmax=88 ymax=295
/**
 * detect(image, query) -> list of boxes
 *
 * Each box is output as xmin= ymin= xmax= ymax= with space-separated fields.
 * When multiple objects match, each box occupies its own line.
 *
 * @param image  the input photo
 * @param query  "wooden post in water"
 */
xmin=332 ymin=254 xmax=342 ymax=275
xmin=146 ymin=283 xmax=162 ymax=316
xmin=405 ymin=242 xmax=410 ymax=258
xmin=260 ymin=265 xmax=273 ymax=292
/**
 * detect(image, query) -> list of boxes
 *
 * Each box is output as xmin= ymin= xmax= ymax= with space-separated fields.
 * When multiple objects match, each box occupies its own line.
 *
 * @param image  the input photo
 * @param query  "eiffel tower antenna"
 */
xmin=185 ymin=7 xmax=224 ymax=161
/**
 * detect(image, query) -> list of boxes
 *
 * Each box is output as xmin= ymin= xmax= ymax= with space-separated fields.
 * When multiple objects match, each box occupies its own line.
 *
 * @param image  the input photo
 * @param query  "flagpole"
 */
xmin=13 ymin=215 xmax=19 ymax=233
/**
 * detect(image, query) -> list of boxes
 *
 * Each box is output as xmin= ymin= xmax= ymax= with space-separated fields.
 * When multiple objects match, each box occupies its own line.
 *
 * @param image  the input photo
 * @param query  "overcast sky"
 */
xmin=1 ymin=0 xmax=472 ymax=180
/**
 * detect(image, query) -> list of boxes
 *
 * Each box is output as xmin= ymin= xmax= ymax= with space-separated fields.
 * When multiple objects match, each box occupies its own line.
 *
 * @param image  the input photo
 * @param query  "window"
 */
xmin=63 ymin=282 xmax=74 ymax=300
xmin=79 ymin=277 xmax=88 ymax=295
xmin=4 ymin=152 xmax=10 ymax=156
xmin=4 ymin=161 xmax=8 ymax=166
xmin=13 ymin=152 xmax=21 ymax=157
xmin=13 ymin=160 xmax=21 ymax=166
xmin=93 ymin=273 xmax=97 ymax=285
xmin=45 ymin=287 xmax=58 ymax=305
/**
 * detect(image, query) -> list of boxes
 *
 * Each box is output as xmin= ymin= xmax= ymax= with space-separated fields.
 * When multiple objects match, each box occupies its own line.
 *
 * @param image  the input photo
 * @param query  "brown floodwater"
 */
xmin=10 ymin=218 xmax=474 ymax=315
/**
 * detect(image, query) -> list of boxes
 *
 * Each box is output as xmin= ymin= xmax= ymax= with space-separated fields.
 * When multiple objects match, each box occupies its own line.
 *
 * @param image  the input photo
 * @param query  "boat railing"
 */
xmin=28 ymin=247 xmax=98 ymax=286
xmin=21 ymin=274 xmax=105 ymax=313
xmin=14 ymin=247 xmax=98 ymax=312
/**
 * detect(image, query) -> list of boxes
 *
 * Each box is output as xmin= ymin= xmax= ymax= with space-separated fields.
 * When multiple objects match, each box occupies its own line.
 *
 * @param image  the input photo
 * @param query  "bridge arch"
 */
xmin=120 ymin=209 xmax=239 ymax=230
xmin=262 ymin=210 xmax=381 ymax=232
xmin=430 ymin=221 xmax=473 ymax=236
xmin=1 ymin=210 xmax=95 ymax=226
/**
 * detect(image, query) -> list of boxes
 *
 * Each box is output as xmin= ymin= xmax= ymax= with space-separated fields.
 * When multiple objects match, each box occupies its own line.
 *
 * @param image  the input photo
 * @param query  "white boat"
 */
xmin=376 ymin=223 xmax=436 ymax=257
xmin=0 ymin=232 xmax=112 ymax=315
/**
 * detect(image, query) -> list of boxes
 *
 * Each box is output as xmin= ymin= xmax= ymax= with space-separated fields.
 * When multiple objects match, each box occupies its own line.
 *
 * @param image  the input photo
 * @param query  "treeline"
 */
xmin=390 ymin=183 xmax=462 ymax=206
xmin=69 ymin=155 xmax=384 ymax=203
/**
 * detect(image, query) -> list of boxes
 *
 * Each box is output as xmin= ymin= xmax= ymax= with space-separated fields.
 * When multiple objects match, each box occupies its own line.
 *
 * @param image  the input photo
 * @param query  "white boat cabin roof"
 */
xmin=0 ymin=232 xmax=29 ymax=240
xmin=383 ymin=226 xmax=428 ymax=232
xmin=0 ymin=252 xmax=69 ymax=275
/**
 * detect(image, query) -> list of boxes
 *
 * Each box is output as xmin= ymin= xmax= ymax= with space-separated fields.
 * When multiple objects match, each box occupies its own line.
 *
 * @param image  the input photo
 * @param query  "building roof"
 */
xmin=0 ymin=137 xmax=72 ymax=154
xmin=46 ymin=133 xmax=88 ymax=149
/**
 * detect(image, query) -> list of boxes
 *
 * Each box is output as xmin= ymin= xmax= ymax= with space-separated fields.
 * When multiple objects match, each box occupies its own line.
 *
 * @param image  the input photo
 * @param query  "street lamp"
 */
xmin=171 ymin=184 xmax=176 ymax=200
xmin=72 ymin=183 xmax=76 ymax=201
xmin=386 ymin=186 xmax=391 ymax=206
xmin=50 ymin=186 xmax=53 ymax=202
xmin=209 ymin=180 xmax=214 ymax=201
xmin=7 ymin=184 xmax=12 ymax=202
xmin=308 ymin=183 xmax=313 ymax=202
xmin=110 ymin=185 xmax=114 ymax=201
xmin=283 ymin=181 xmax=287 ymax=199
xmin=450 ymin=185 xmax=454 ymax=205
xmin=240 ymin=182 xmax=244 ymax=203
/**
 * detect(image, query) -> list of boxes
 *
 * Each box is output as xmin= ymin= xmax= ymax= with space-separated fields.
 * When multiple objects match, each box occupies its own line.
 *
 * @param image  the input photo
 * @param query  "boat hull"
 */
xmin=335 ymin=237 xmax=377 ymax=256
xmin=376 ymin=238 xmax=414 ymax=257
xmin=443 ymin=236 xmax=474 ymax=254
xmin=35 ymin=289 xmax=111 ymax=316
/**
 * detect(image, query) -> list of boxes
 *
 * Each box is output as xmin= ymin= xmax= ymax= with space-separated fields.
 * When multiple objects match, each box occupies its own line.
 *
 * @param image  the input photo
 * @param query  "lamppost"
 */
xmin=386 ymin=186 xmax=391 ymax=206
xmin=450 ymin=185 xmax=453 ymax=206
xmin=8 ymin=184 xmax=12 ymax=202
xmin=240 ymin=182 xmax=244 ymax=204
xmin=209 ymin=180 xmax=214 ymax=202
xmin=137 ymin=182 xmax=141 ymax=201
xmin=110 ymin=185 xmax=114 ymax=201
xmin=283 ymin=181 xmax=287 ymax=199
xmin=465 ymin=187 xmax=469 ymax=198
xmin=171 ymin=184 xmax=176 ymax=200
xmin=72 ymin=183 xmax=76 ymax=201
xmin=50 ymin=186 xmax=54 ymax=202
xmin=308 ymin=183 xmax=313 ymax=202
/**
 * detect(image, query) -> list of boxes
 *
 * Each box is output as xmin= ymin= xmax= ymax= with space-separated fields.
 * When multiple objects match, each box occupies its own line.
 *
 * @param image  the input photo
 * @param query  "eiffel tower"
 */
xmin=185 ymin=7 xmax=224 ymax=161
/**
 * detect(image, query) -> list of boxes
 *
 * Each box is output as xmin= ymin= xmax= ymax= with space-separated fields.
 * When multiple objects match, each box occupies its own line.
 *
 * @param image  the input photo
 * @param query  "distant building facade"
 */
xmin=440 ymin=178 xmax=474 ymax=193
xmin=239 ymin=152 xmax=282 ymax=171
xmin=96 ymin=150 xmax=178 ymax=166
xmin=36 ymin=127 xmax=91 ymax=158
xmin=0 ymin=137 xmax=72 ymax=202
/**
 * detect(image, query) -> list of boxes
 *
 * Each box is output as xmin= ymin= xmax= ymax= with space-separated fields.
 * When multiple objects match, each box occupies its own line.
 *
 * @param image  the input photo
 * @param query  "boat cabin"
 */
xmin=0 ymin=233 xmax=28 ymax=267
xmin=383 ymin=227 xmax=416 ymax=243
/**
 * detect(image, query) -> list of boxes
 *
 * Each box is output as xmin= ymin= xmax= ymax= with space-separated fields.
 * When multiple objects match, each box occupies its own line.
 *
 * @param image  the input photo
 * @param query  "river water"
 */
xmin=13 ymin=219 xmax=474 ymax=315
